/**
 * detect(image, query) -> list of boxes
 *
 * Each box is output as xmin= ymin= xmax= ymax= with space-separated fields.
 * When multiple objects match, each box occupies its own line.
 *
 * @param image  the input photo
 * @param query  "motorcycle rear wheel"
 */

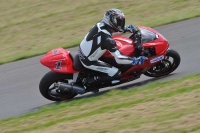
xmin=39 ymin=71 xmax=77 ymax=101
xmin=143 ymin=49 xmax=180 ymax=77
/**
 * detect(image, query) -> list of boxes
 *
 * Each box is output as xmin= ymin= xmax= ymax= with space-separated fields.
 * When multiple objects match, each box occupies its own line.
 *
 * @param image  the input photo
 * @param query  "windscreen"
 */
xmin=139 ymin=28 xmax=158 ymax=44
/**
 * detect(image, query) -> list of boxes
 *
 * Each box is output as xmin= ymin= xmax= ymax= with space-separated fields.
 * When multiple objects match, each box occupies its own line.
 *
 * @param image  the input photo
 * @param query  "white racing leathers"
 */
xmin=78 ymin=22 xmax=133 ymax=77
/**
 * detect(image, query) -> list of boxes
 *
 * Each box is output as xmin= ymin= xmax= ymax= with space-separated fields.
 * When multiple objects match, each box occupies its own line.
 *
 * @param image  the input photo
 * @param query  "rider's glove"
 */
xmin=132 ymin=56 xmax=146 ymax=65
xmin=124 ymin=24 xmax=135 ymax=33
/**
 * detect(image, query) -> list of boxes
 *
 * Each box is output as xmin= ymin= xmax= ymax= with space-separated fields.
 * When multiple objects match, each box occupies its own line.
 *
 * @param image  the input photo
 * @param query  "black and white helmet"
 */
xmin=103 ymin=8 xmax=125 ymax=32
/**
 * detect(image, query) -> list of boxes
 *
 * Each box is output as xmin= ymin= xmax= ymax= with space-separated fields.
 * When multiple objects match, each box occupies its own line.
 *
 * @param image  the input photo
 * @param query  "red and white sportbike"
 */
xmin=39 ymin=26 xmax=181 ymax=101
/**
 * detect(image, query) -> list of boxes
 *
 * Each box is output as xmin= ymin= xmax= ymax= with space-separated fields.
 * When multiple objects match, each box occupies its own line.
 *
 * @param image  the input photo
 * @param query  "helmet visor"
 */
xmin=116 ymin=17 xmax=125 ymax=32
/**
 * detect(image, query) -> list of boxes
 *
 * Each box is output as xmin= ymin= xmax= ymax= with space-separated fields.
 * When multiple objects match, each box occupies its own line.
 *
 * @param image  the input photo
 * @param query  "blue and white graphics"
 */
xmin=150 ymin=55 xmax=164 ymax=64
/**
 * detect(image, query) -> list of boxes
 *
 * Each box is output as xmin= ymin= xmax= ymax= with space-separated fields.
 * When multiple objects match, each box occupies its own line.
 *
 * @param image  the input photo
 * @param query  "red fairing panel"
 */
xmin=103 ymin=36 xmax=135 ymax=58
xmin=40 ymin=48 xmax=79 ymax=73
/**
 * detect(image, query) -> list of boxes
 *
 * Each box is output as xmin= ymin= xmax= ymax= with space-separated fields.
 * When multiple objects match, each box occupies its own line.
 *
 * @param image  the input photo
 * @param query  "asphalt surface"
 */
xmin=0 ymin=17 xmax=200 ymax=120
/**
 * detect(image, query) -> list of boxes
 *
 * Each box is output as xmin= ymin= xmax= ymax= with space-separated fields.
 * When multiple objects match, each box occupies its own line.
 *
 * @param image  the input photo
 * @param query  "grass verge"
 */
xmin=0 ymin=73 xmax=200 ymax=133
xmin=1 ymin=0 xmax=200 ymax=65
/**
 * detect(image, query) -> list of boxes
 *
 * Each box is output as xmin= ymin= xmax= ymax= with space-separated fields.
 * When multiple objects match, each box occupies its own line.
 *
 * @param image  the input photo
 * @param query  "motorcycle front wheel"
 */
xmin=143 ymin=49 xmax=181 ymax=77
xmin=39 ymin=71 xmax=77 ymax=101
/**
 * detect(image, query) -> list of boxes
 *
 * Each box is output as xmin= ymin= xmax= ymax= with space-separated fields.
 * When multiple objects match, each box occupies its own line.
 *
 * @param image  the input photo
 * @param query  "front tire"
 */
xmin=144 ymin=49 xmax=181 ymax=77
xmin=39 ymin=71 xmax=77 ymax=101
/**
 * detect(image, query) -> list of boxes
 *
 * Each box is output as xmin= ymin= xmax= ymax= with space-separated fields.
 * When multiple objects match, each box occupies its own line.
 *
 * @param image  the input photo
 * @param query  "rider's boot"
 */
xmin=83 ymin=75 xmax=113 ymax=93
xmin=83 ymin=74 xmax=120 ymax=85
xmin=83 ymin=71 xmax=122 ymax=93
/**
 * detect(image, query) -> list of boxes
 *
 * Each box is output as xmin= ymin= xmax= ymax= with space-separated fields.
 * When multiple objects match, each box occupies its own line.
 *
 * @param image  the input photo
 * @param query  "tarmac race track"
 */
xmin=0 ymin=18 xmax=200 ymax=120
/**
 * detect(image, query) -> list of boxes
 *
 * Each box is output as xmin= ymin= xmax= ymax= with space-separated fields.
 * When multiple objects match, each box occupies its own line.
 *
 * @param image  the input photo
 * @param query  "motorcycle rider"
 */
xmin=78 ymin=8 xmax=146 ymax=85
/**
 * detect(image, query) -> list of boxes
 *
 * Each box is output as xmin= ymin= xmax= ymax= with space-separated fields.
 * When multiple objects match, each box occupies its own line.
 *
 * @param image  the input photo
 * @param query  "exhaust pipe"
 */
xmin=57 ymin=83 xmax=85 ymax=94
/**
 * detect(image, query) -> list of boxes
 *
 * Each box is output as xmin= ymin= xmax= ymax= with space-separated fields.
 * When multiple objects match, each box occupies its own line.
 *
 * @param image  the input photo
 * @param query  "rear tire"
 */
xmin=144 ymin=49 xmax=180 ymax=77
xmin=39 ymin=71 xmax=77 ymax=101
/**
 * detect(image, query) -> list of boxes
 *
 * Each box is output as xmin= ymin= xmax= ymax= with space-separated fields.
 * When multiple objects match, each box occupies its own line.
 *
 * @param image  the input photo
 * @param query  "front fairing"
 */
xmin=137 ymin=26 xmax=169 ymax=55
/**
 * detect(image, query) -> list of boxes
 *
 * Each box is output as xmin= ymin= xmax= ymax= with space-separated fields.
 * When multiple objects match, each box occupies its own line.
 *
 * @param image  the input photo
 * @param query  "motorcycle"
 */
xmin=39 ymin=26 xmax=181 ymax=101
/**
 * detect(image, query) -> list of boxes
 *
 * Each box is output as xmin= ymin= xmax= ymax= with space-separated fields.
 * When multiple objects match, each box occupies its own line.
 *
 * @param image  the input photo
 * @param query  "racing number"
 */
xmin=55 ymin=61 xmax=62 ymax=70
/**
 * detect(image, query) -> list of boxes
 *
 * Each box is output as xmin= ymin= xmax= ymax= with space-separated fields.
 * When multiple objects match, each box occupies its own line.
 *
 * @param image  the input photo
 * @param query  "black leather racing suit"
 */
xmin=78 ymin=22 xmax=134 ymax=79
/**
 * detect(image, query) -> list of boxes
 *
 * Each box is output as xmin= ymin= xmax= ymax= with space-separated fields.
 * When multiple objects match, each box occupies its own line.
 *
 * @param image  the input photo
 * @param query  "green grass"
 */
xmin=0 ymin=0 xmax=200 ymax=65
xmin=0 ymin=73 xmax=200 ymax=133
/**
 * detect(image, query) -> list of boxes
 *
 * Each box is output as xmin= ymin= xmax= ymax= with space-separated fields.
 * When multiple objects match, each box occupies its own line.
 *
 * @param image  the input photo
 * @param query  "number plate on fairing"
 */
xmin=150 ymin=55 xmax=164 ymax=64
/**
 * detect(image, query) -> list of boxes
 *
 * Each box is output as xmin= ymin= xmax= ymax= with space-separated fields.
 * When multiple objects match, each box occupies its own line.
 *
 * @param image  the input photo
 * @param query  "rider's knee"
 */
xmin=112 ymin=70 xmax=122 ymax=79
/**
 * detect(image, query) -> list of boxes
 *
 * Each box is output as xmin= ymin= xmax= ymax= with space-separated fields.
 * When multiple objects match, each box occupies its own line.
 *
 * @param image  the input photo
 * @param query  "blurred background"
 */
xmin=0 ymin=0 xmax=200 ymax=65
